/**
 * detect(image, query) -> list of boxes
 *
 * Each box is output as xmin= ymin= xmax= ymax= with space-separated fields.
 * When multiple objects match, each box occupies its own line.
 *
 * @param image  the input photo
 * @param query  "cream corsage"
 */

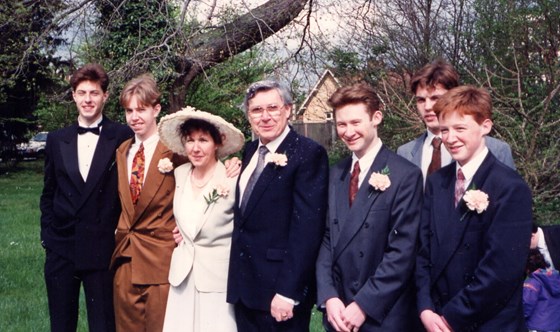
xmin=157 ymin=157 xmax=174 ymax=173
xmin=265 ymin=153 xmax=288 ymax=167
xmin=368 ymin=166 xmax=391 ymax=192
xmin=204 ymin=184 xmax=230 ymax=213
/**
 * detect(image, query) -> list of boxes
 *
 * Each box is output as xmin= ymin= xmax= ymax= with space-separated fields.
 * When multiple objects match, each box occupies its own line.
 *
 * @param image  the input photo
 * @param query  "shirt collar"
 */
xmin=456 ymin=147 xmax=489 ymax=183
xmin=78 ymin=115 xmax=103 ymax=128
xmin=259 ymin=126 xmax=290 ymax=153
xmin=352 ymin=138 xmax=383 ymax=173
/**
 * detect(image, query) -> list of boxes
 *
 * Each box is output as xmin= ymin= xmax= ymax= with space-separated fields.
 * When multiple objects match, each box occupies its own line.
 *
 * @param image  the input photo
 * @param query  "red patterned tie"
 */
xmin=130 ymin=143 xmax=145 ymax=204
xmin=349 ymin=161 xmax=360 ymax=207
xmin=427 ymin=137 xmax=442 ymax=176
xmin=454 ymin=168 xmax=465 ymax=207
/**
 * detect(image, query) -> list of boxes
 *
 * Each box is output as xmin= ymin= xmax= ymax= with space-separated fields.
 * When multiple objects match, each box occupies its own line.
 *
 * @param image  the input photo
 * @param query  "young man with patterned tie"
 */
xmin=40 ymin=63 xmax=133 ymax=332
xmin=110 ymin=74 xmax=186 ymax=331
xmin=416 ymin=86 xmax=532 ymax=332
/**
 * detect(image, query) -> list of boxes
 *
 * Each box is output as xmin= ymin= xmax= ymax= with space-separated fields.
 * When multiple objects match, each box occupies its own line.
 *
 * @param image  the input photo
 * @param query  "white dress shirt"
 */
xmin=350 ymin=138 xmax=383 ymax=188
xmin=77 ymin=116 xmax=103 ymax=181
xmin=455 ymin=147 xmax=489 ymax=190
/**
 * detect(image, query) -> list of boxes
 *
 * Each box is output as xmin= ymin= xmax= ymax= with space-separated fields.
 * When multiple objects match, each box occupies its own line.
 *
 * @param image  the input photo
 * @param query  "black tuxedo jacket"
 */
xmin=416 ymin=153 xmax=532 ymax=332
xmin=316 ymin=146 xmax=424 ymax=331
xmin=227 ymin=130 xmax=329 ymax=311
xmin=40 ymin=118 xmax=132 ymax=270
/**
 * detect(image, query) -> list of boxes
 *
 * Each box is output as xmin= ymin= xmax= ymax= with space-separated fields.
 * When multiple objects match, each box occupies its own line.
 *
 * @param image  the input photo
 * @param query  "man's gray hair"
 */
xmin=242 ymin=80 xmax=293 ymax=113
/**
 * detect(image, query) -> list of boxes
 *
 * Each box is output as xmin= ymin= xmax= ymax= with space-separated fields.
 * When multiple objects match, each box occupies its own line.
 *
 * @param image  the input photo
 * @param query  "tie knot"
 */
xmin=457 ymin=168 xmax=465 ymax=180
xmin=352 ymin=161 xmax=360 ymax=175
xmin=138 ymin=142 xmax=144 ymax=152
xmin=432 ymin=137 xmax=442 ymax=150
xmin=258 ymin=145 xmax=269 ymax=156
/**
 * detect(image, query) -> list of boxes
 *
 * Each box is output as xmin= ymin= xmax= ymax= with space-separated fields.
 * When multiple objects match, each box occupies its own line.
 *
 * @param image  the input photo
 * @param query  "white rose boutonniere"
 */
xmin=463 ymin=189 xmax=489 ymax=214
xmin=265 ymin=153 xmax=288 ymax=167
xmin=157 ymin=157 xmax=174 ymax=173
xmin=204 ymin=184 xmax=230 ymax=213
xmin=368 ymin=166 xmax=391 ymax=193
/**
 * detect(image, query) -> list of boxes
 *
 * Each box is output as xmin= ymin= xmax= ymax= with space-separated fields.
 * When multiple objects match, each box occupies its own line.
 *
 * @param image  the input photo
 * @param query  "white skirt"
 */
xmin=162 ymin=272 xmax=237 ymax=332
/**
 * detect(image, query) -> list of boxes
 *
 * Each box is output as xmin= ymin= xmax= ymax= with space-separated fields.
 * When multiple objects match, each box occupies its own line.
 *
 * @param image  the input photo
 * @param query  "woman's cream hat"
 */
xmin=158 ymin=106 xmax=244 ymax=158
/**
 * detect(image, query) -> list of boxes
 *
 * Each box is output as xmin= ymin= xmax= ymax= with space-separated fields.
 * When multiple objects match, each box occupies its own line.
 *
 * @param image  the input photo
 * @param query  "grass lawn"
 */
xmin=0 ymin=160 xmax=324 ymax=331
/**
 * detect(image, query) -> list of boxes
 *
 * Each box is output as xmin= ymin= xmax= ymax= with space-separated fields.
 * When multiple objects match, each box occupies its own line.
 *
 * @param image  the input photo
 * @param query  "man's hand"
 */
xmin=172 ymin=226 xmax=183 ymax=245
xmin=420 ymin=309 xmax=452 ymax=332
xmin=325 ymin=298 xmax=351 ymax=332
xmin=224 ymin=157 xmax=242 ymax=178
xmin=341 ymin=302 xmax=366 ymax=332
xmin=270 ymin=294 xmax=294 ymax=322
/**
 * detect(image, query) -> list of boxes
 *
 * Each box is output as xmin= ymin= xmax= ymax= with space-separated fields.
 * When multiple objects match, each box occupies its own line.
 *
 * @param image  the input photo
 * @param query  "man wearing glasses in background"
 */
xmin=227 ymin=80 xmax=329 ymax=331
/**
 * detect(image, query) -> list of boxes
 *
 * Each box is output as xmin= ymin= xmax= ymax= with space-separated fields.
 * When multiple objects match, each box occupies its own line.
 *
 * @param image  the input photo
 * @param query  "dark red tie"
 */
xmin=427 ymin=137 xmax=442 ymax=176
xmin=130 ymin=143 xmax=145 ymax=204
xmin=349 ymin=162 xmax=360 ymax=206
xmin=454 ymin=168 xmax=465 ymax=207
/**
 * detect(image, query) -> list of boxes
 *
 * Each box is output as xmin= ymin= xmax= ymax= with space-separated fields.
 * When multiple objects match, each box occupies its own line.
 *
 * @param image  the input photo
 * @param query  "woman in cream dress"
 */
xmin=158 ymin=107 xmax=244 ymax=332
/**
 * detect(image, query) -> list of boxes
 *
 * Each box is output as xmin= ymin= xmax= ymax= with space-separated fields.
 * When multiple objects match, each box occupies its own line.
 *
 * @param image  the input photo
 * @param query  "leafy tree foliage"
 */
xmin=0 ymin=0 xmax=66 ymax=140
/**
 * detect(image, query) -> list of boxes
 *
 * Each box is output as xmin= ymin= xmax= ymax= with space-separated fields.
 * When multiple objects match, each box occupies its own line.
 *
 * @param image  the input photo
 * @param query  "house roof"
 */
xmin=297 ymin=69 xmax=340 ymax=116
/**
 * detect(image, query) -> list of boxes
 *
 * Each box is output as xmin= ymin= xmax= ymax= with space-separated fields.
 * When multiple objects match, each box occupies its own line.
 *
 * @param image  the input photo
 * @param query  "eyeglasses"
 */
xmin=248 ymin=104 xmax=285 ymax=119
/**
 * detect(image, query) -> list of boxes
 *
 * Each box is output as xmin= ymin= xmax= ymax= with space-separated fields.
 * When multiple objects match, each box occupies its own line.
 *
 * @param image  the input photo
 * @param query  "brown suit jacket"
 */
xmin=111 ymin=138 xmax=185 ymax=285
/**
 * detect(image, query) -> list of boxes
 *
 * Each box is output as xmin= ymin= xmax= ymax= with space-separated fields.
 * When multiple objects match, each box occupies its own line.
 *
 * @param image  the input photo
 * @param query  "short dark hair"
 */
xmin=328 ymin=82 xmax=381 ymax=117
xmin=410 ymin=59 xmax=459 ymax=94
xmin=70 ymin=64 xmax=109 ymax=92
xmin=179 ymin=119 xmax=223 ymax=147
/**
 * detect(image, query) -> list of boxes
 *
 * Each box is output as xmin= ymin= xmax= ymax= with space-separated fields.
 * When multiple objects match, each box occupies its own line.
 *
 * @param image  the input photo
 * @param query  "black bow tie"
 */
xmin=77 ymin=126 xmax=100 ymax=135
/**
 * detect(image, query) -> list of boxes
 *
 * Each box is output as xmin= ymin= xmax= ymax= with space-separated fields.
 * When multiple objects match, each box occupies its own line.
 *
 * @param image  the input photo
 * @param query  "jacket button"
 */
xmin=359 ymin=251 xmax=364 ymax=258
xmin=364 ymin=223 xmax=369 ymax=228
xmin=150 ymin=231 xmax=155 ymax=236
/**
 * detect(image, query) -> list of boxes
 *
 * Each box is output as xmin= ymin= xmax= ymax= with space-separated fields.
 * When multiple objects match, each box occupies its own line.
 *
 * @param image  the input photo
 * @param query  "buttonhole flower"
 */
xmin=460 ymin=184 xmax=489 ymax=221
xmin=157 ymin=158 xmax=174 ymax=173
xmin=368 ymin=166 xmax=391 ymax=196
xmin=265 ymin=153 xmax=288 ymax=167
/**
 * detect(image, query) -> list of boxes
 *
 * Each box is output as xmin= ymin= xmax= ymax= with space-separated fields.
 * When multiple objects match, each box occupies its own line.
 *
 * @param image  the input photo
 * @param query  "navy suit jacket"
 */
xmin=397 ymin=133 xmax=516 ymax=171
xmin=40 ymin=118 xmax=133 ymax=270
xmin=316 ymin=146 xmax=423 ymax=331
xmin=227 ymin=129 xmax=329 ymax=311
xmin=542 ymin=225 xmax=560 ymax=269
xmin=416 ymin=152 xmax=532 ymax=332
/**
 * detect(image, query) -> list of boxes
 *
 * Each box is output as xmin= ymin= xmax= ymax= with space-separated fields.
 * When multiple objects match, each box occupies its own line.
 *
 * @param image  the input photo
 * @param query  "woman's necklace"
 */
xmin=190 ymin=163 xmax=217 ymax=189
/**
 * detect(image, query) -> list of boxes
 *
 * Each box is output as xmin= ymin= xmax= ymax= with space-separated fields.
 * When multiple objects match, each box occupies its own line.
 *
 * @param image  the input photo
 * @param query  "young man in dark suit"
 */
xmin=40 ymin=64 xmax=133 ymax=332
xmin=315 ymin=83 xmax=424 ymax=331
xmin=416 ymin=86 xmax=532 ymax=332
xmin=227 ymin=80 xmax=329 ymax=331
xmin=397 ymin=60 xmax=515 ymax=184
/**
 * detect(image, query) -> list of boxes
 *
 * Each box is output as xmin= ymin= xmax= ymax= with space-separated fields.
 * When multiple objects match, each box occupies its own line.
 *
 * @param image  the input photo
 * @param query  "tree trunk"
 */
xmin=169 ymin=0 xmax=308 ymax=112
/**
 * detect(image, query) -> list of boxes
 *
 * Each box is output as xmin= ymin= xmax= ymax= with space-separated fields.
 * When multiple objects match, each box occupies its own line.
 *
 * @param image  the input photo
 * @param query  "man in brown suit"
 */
xmin=111 ymin=74 xmax=185 ymax=331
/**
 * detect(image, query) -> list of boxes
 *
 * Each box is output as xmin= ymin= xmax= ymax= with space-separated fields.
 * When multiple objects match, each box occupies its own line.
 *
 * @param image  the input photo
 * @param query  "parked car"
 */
xmin=18 ymin=131 xmax=48 ymax=159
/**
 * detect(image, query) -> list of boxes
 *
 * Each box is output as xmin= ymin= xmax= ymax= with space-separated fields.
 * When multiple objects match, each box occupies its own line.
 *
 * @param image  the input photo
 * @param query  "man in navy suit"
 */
xmin=416 ymin=86 xmax=532 ymax=331
xmin=227 ymin=80 xmax=329 ymax=331
xmin=40 ymin=64 xmax=132 ymax=332
xmin=397 ymin=59 xmax=515 ymax=184
xmin=315 ymin=83 xmax=424 ymax=331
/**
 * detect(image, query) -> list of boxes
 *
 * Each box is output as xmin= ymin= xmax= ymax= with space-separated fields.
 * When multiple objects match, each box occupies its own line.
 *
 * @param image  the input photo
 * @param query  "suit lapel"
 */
xmin=60 ymin=125 xmax=84 ymax=192
xmin=77 ymin=121 xmax=119 ymax=210
xmin=432 ymin=155 xmax=496 ymax=282
xmin=411 ymin=133 xmax=426 ymax=166
xmin=234 ymin=141 xmax=258 ymax=219
xmin=240 ymin=131 xmax=297 ymax=220
xmin=333 ymin=146 xmax=390 ymax=260
xmin=195 ymin=161 xmax=227 ymax=237
xmin=116 ymin=139 xmax=135 ymax=227
xmin=132 ymin=140 xmax=173 ymax=225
